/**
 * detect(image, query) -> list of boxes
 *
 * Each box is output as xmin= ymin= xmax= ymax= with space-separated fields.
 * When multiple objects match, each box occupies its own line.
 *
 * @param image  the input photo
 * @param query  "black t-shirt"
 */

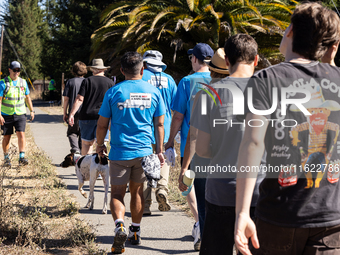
xmin=246 ymin=61 xmax=340 ymax=227
xmin=63 ymin=77 xmax=84 ymax=116
xmin=78 ymin=75 xmax=114 ymax=120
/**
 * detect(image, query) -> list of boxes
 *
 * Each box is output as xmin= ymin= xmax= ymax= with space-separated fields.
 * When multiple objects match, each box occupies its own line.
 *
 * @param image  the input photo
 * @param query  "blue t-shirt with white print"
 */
xmin=172 ymin=72 xmax=211 ymax=156
xmin=142 ymin=69 xmax=177 ymax=143
xmin=99 ymin=79 xmax=166 ymax=161
xmin=0 ymin=78 xmax=30 ymax=115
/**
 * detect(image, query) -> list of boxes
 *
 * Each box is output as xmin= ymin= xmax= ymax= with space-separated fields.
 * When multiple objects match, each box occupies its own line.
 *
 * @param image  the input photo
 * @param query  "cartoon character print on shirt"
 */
xmin=289 ymin=84 xmax=340 ymax=189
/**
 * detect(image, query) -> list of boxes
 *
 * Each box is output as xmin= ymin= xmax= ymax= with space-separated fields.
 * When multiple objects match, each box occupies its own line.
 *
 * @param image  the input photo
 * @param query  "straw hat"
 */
xmin=87 ymin=59 xmax=110 ymax=70
xmin=204 ymin=48 xmax=229 ymax=74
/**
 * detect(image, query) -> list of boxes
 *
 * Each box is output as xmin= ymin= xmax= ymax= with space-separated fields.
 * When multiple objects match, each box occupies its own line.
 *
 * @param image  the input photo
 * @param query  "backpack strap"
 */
xmin=3 ymin=77 xmax=11 ymax=96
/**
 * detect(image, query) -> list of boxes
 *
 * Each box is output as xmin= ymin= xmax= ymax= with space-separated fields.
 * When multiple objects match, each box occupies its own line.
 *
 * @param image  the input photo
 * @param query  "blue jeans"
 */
xmin=79 ymin=119 xmax=109 ymax=142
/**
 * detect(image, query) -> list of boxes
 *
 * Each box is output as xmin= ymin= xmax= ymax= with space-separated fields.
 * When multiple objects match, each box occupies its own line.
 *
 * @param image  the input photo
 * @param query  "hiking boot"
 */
xmin=156 ymin=189 xmax=171 ymax=211
xmin=18 ymin=157 xmax=28 ymax=166
xmin=3 ymin=158 xmax=11 ymax=167
xmin=128 ymin=226 xmax=141 ymax=245
xmin=192 ymin=223 xmax=201 ymax=251
xmin=112 ymin=222 xmax=127 ymax=254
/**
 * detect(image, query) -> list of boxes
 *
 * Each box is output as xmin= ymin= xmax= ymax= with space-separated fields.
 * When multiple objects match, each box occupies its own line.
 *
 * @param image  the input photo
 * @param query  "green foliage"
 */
xmin=40 ymin=0 xmax=113 ymax=90
xmin=92 ymin=0 xmax=296 ymax=79
xmin=2 ymin=0 xmax=45 ymax=80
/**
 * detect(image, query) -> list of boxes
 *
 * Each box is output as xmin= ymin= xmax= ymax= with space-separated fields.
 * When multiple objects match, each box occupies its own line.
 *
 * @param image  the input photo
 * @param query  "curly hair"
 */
xmin=291 ymin=2 xmax=340 ymax=60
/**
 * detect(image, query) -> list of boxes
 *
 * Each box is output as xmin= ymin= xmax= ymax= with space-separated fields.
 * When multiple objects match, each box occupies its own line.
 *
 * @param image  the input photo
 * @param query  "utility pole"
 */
xmin=0 ymin=25 xmax=4 ymax=79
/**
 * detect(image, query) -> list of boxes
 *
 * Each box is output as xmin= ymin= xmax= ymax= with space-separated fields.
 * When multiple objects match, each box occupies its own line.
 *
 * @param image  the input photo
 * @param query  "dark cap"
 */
xmin=9 ymin=61 xmax=21 ymax=70
xmin=187 ymin=43 xmax=214 ymax=61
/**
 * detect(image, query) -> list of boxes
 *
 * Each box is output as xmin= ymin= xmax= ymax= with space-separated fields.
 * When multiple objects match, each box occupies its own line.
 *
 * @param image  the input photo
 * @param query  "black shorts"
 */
xmin=1 ymin=114 xmax=27 ymax=135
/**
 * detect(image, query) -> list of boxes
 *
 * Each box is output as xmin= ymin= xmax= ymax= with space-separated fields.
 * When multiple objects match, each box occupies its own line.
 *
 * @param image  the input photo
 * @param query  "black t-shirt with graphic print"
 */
xmin=246 ymin=61 xmax=340 ymax=227
xmin=78 ymin=75 xmax=114 ymax=120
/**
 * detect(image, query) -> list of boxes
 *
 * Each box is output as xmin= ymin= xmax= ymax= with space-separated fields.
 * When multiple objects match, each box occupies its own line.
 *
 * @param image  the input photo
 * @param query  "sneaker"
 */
xmin=192 ymin=223 xmax=201 ymax=251
xmin=97 ymin=174 xmax=103 ymax=180
xmin=18 ymin=157 xmax=28 ymax=166
xmin=156 ymin=189 xmax=171 ymax=211
xmin=112 ymin=223 xmax=127 ymax=254
xmin=143 ymin=206 xmax=151 ymax=216
xmin=128 ymin=226 xmax=141 ymax=245
xmin=3 ymin=158 xmax=11 ymax=167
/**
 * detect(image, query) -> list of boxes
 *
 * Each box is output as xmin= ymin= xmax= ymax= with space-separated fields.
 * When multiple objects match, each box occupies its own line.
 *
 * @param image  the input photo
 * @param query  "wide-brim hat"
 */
xmin=87 ymin=58 xmax=110 ymax=70
xmin=290 ymin=83 xmax=340 ymax=111
xmin=204 ymin=48 xmax=229 ymax=74
xmin=143 ymin=50 xmax=167 ymax=71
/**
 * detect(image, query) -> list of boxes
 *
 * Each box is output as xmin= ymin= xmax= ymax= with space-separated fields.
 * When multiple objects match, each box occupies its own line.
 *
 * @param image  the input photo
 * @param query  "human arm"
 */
xmin=68 ymin=95 xmax=84 ymax=126
xmin=196 ymin=129 xmax=211 ymax=158
xmin=96 ymin=116 xmax=110 ymax=157
xmin=63 ymin=96 xmax=69 ymax=123
xmin=178 ymin=127 xmax=198 ymax=191
xmin=154 ymin=115 xmax=165 ymax=166
xmin=25 ymin=95 xmax=35 ymax=121
xmin=235 ymin=114 xmax=268 ymax=255
xmin=165 ymin=111 xmax=184 ymax=150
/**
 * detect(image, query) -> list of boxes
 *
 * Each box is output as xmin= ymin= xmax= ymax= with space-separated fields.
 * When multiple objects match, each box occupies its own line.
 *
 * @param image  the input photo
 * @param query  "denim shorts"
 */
xmin=79 ymin=119 xmax=109 ymax=142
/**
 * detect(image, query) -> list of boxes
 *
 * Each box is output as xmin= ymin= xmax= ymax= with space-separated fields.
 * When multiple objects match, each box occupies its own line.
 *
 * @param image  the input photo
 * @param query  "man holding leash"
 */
xmin=96 ymin=51 xmax=165 ymax=254
xmin=0 ymin=61 xmax=34 ymax=167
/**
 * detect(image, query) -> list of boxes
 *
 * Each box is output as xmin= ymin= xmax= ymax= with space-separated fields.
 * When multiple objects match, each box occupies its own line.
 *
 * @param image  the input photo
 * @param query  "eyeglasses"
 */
xmin=188 ymin=55 xmax=193 ymax=61
xmin=13 ymin=69 xmax=21 ymax=72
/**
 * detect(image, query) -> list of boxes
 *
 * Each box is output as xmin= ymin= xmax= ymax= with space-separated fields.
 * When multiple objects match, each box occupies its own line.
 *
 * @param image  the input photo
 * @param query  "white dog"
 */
xmin=61 ymin=153 xmax=109 ymax=214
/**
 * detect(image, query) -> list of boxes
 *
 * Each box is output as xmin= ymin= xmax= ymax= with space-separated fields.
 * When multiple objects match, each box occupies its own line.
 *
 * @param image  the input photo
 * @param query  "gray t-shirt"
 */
xmin=63 ymin=77 xmax=84 ymax=115
xmin=192 ymin=77 xmax=265 ymax=207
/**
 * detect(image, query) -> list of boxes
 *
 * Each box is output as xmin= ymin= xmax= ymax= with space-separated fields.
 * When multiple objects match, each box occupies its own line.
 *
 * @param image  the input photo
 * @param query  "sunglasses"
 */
xmin=188 ymin=55 xmax=193 ymax=61
xmin=13 ymin=69 xmax=21 ymax=72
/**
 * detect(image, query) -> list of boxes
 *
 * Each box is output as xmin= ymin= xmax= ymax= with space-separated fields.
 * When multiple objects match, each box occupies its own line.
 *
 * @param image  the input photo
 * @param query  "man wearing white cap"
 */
xmin=142 ymin=50 xmax=177 ymax=215
xmin=0 ymin=61 xmax=34 ymax=166
xmin=69 ymin=58 xmax=114 ymax=155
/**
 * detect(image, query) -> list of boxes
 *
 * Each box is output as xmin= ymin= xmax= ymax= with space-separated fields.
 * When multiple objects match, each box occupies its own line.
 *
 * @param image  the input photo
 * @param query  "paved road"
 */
xmin=28 ymin=105 xmax=198 ymax=255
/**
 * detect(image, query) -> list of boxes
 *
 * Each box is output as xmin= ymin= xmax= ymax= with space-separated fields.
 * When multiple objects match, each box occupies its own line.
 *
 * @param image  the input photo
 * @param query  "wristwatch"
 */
xmin=31 ymin=110 xmax=35 ymax=113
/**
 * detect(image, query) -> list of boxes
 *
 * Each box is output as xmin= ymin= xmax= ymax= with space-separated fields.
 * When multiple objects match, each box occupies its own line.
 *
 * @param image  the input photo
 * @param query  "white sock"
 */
xmin=195 ymin=221 xmax=199 ymax=227
xmin=115 ymin=219 xmax=124 ymax=225
xmin=131 ymin=222 xmax=140 ymax=227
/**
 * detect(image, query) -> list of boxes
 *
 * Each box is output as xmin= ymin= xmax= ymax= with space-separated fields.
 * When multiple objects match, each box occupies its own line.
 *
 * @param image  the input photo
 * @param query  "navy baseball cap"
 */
xmin=9 ymin=61 xmax=21 ymax=69
xmin=187 ymin=43 xmax=214 ymax=61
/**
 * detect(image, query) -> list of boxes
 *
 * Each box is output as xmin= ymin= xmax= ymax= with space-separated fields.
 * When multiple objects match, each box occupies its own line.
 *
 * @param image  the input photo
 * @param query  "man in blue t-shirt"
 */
xmin=165 ymin=43 xmax=213 ymax=158
xmin=142 ymin=50 xmax=177 ymax=215
xmin=96 ymin=52 xmax=166 ymax=254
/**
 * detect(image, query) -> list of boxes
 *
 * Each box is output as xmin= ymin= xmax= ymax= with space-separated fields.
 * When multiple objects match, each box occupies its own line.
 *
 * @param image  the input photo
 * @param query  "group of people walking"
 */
xmin=3 ymin=2 xmax=340 ymax=255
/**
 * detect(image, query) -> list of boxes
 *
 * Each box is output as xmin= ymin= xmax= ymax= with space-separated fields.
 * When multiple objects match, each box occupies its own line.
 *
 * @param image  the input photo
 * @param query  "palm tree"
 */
xmin=91 ymin=0 xmax=296 ymax=78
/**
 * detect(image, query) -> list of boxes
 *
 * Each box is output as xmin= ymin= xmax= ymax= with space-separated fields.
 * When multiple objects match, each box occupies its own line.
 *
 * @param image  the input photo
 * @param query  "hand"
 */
xmin=96 ymin=144 xmax=107 ymax=157
xmin=63 ymin=113 xmax=68 ymax=123
xmin=30 ymin=111 xmax=35 ymax=121
xmin=178 ymin=171 xmax=188 ymax=192
xmin=157 ymin=152 xmax=165 ymax=167
xmin=234 ymin=212 xmax=259 ymax=255
xmin=68 ymin=114 xmax=74 ymax=127
xmin=0 ymin=115 xmax=4 ymax=125
xmin=165 ymin=140 xmax=174 ymax=151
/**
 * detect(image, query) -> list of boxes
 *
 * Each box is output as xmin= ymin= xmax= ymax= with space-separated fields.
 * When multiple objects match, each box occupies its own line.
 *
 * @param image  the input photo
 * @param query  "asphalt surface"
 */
xmin=28 ymin=105 xmax=198 ymax=255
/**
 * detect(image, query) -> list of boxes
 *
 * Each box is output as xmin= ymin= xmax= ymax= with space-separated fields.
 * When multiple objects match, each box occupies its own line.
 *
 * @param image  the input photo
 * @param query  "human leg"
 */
xmin=129 ymin=180 xmax=144 ymax=224
xmin=156 ymin=161 xmax=171 ymax=211
xmin=79 ymin=120 xmax=97 ymax=155
xmin=200 ymin=201 xmax=236 ymax=255
xmin=142 ymin=181 xmax=152 ymax=215
xmin=67 ymin=118 xmax=81 ymax=153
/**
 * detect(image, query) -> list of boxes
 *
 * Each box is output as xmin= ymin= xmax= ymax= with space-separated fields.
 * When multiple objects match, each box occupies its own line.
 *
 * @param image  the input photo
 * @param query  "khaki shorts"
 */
xmin=110 ymin=158 xmax=146 ymax=185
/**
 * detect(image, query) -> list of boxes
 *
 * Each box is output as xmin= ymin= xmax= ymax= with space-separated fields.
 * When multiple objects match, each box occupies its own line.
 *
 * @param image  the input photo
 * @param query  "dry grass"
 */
xmin=0 ymin=126 xmax=106 ymax=254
